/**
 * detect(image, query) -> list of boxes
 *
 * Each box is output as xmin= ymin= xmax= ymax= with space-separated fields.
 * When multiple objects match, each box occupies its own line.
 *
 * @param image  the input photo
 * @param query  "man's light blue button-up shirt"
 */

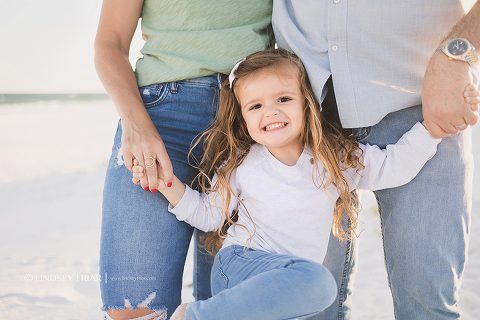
xmin=273 ymin=0 xmax=477 ymax=128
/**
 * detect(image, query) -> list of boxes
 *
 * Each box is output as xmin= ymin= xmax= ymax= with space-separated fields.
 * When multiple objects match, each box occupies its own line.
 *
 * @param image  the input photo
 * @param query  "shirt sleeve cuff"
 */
xmin=168 ymin=185 xmax=200 ymax=221
xmin=410 ymin=122 xmax=442 ymax=157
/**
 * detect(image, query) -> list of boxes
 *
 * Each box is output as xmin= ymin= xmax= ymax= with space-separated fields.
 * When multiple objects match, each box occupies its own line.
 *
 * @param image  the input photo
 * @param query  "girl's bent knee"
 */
xmin=307 ymin=263 xmax=338 ymax=312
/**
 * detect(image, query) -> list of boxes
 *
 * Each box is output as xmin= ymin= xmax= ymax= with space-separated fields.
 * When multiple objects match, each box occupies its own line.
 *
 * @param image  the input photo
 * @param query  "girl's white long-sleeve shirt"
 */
xmin=169 ymin=122 xmax=441 ymax=264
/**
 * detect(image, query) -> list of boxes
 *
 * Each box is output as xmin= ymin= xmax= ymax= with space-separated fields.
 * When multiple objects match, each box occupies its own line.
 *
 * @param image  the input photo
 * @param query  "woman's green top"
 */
xmin=136 ymin=0 xmax=273 ymax=86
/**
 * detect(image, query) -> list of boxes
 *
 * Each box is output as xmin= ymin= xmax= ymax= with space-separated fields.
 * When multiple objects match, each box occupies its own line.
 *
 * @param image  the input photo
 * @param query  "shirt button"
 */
xmin=332 ymin=45 xmax=339 ymax=51
xmin=334 ymin=0 xmax=340 ymax=3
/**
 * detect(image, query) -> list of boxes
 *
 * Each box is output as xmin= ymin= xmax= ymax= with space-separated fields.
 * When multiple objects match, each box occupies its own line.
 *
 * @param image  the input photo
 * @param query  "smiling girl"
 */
xmin=131 ymin=49 xmax=479 ymax=320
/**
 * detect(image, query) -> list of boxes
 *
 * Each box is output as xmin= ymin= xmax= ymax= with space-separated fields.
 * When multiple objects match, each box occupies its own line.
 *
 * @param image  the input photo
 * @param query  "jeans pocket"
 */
xmin=212 ymin=253 xmax=229 ymax=294
xmin=138 ymin=84 xmax=169 ymax=108
xmin=352 ymin=126 xmax=371 ymax=143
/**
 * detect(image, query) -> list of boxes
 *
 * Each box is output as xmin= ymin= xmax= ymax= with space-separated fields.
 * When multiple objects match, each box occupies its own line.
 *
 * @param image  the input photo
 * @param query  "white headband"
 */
xmin=228 ymin=58 xmax=246 ymax=88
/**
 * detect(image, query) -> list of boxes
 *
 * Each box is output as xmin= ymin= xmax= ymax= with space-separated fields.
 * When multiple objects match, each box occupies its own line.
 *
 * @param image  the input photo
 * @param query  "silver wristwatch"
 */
xmin=436 ymin=37 xmax=478 ymax=67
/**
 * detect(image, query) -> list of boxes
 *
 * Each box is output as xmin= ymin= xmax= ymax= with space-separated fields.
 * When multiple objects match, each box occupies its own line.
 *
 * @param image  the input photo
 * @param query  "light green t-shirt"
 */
xmin=135 ymin=1 xmax=273 ymax=87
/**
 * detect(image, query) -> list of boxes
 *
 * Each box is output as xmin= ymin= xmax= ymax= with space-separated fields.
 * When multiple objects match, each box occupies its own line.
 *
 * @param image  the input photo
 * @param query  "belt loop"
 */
xmin=217 ymin=73 xmax=223 ymax=90
xmin=170 ymin=81 xmax=178 ymax=93
xmin=218 ymin=73 xmax=228 ymax=90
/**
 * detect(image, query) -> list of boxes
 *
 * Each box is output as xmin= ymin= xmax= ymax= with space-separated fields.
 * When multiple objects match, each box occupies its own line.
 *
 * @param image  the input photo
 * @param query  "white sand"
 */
xmin=0 ymin=100 xmax=479 ymax=319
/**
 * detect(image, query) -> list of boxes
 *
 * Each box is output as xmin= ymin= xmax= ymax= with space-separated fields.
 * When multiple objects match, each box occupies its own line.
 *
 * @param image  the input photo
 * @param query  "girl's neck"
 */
xmin=265 ymin=144 xmax=304 ymax=166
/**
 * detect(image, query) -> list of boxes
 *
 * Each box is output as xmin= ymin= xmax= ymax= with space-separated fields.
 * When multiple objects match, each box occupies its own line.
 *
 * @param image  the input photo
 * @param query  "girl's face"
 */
xmin=236 ymin=65 xmax=305 ymax=165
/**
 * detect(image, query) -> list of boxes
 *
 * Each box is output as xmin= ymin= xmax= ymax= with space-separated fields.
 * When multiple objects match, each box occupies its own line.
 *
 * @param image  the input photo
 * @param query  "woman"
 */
xmin=94 ymin=1 xmax=273 ymax=319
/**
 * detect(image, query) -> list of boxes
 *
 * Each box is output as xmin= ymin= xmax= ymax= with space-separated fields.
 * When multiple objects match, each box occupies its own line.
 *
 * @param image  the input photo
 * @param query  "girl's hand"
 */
xmin=131 ymin=158 xmax=170 ymax=193
xmin=463 ymin=84 xmax=480 ymax=112
xmin=132 ymin=159 xmax=185 ymax=207
xmin=132 ymin=159 xmax=144 ymax=185
xmin=452 ymin=83 xmax=480 ymax=132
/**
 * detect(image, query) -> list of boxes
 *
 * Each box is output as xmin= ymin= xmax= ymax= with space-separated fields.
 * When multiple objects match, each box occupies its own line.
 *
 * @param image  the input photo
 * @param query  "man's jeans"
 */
xmin=313 ymin=105 xmax=473 ymax=319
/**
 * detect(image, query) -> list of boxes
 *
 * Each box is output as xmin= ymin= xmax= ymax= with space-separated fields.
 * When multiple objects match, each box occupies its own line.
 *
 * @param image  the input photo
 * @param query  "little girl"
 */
xmin=132 ymin=49 xmax=480 ymax=320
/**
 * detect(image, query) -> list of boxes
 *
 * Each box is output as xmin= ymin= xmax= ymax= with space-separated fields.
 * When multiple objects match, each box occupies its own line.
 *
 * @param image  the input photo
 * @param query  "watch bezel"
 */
xmin=437 ymin=37 xmax=479 ymax=67
xmin=445 ymin=38 xmax=471 ymax=59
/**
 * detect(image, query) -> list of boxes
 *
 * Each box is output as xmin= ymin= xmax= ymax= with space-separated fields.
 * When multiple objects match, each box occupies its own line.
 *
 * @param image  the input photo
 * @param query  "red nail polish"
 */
xmin=167 ymin=182 xmax=173 ymax=188
xmin=151 ymin=189 xmax=157 ymax=193
xmin=144 ymin=187 xmax=149 ymax=191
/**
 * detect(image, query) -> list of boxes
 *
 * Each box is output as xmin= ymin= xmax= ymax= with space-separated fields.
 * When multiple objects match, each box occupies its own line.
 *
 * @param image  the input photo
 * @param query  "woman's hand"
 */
xmin=121 ymin=115 xmax=173 ymax=192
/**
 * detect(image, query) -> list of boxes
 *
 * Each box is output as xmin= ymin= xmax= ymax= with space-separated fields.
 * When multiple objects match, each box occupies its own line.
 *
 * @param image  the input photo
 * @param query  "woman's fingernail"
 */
xmin=167 ymin=182 xmax=172 ymax=188
xmin=151 ymin=189 xmax=157 ymax=193
xmin=144 ymin=187 xmax=149 ymax=191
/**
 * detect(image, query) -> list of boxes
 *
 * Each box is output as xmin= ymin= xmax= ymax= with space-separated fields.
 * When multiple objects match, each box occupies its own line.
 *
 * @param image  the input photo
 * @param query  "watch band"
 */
xmin=437 ymin=37 xmax=479 ymax=67
xmin=466 ymin=50 xmax=478 ymax=67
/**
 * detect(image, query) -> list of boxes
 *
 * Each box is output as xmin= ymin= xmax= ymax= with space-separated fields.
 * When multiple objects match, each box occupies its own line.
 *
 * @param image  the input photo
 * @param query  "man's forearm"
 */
xmin=445 ymin=1 xmax=480 ymax=48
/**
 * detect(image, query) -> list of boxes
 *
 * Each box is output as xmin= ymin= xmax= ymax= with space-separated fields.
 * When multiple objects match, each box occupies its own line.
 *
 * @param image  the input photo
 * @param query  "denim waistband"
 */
xmin=180 ymin=73 xmax=226 ymax=86
xmin=140 ymin=73 xmax=226 ymax=90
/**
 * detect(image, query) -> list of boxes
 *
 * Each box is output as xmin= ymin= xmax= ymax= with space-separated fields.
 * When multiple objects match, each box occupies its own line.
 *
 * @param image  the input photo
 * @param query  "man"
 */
xmin=273 ymin=1 xmax=479 ymax=319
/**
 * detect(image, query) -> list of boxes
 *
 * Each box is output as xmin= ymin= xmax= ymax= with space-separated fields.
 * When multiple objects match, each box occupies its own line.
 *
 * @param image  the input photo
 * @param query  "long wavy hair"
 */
xmin=190 ymin=48 xmax=364 ymax=254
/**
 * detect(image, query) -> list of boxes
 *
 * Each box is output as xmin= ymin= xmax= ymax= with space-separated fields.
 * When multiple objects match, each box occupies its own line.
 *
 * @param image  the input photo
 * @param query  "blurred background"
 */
xmin=0 ymin=0 xmax=142 ymax=94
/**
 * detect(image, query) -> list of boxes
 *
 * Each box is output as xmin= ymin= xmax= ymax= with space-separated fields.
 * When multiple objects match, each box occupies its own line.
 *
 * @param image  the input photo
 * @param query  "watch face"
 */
xmin=447 ymin=39 xmax=469 ymax=57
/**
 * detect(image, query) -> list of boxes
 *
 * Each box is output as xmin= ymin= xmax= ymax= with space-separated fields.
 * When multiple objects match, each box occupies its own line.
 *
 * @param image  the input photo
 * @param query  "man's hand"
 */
xmin=422 ymin=51 xmax=479 ymax=138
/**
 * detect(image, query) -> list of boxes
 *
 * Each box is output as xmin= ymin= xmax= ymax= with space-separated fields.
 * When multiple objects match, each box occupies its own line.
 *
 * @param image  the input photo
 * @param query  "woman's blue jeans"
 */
xmin=100 ymin=74 xmax=222 ymax=315
xmin=185 ymin=245 xmax=337 ymax=320
xmin=313 ymin=106 xmax=473 ymax=320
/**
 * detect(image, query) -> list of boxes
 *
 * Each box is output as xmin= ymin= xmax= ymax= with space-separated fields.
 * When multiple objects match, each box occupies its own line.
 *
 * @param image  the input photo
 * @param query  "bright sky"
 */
xmin=0 ymin=0 xmax=143 ymax=94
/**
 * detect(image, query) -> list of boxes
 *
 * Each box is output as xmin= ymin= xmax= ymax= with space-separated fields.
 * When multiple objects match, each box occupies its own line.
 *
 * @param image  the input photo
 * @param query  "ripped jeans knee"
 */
xmin=104 ymin=292 xmax=167 ymax=320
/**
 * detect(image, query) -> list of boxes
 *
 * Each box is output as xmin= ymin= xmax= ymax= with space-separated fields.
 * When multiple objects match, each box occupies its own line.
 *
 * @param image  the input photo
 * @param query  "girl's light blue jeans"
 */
xmin=185 ymin=245 xmax=337 ymax=320
xmin=313 ymin=105 xmax=473 ymax=320
xmin=100 ymin=74 xmax=222 ymax=316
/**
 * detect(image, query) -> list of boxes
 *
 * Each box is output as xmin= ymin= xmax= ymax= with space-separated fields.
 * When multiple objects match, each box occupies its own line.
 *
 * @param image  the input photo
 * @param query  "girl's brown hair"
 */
xmin=191 ymin=48 xmax=364 ymax=254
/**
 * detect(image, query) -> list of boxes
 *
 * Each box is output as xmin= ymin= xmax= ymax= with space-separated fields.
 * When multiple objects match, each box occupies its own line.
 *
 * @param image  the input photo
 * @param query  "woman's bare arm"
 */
xmin=94 ymin=0 xmax=172 ymax=192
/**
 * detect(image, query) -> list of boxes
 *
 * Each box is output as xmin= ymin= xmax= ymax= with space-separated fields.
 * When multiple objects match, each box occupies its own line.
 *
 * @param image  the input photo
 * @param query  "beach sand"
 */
xmin=0 ymin=99 xmax=479 ymax=319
